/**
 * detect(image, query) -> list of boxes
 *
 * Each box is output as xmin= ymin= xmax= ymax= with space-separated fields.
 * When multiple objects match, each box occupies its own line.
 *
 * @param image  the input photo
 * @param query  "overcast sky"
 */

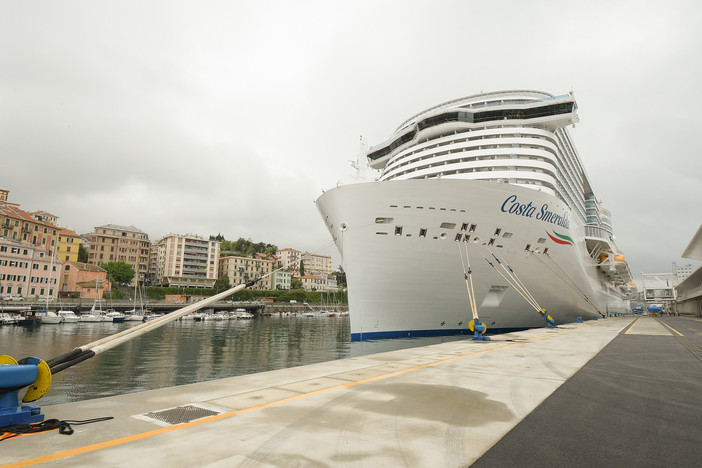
xmin=2 ymin=1 xmax=700 ymax=284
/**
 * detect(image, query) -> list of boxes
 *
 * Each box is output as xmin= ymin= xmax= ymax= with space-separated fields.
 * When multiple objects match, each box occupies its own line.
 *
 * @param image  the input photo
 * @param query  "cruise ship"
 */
xmin=316 ymin=90 xmax=633 ymax=340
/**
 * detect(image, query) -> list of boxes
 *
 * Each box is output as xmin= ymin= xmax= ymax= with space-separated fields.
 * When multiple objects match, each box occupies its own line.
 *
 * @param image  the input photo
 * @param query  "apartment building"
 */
xmin=153 ymin=234 xmax=220 ymax=288
xmin=277 ymin=248 xmax=301 ymax=269
xmin=0 ymin=237 xmax=60 ymax=298
xmin=271 ymin=270 xmax=292 ymax=290
xmin=56 ymin=227 xmax=81 ymax=263
xmin=219 ymin=255 xmax=273 ymax=290
xmin=60 ymin=261 xmax=111 ymax=299
xmin=88 ymin=224 xmax=150 ymax=285
xmin=301 ymin=252 xmax=333 ymax=277
xmin=0 ymin=189 xmax=59 ymax=252
xmin=147 ymin=243 xmax=159 ymax=285
xmin=300 ymin=274 xmax=325 ymax=292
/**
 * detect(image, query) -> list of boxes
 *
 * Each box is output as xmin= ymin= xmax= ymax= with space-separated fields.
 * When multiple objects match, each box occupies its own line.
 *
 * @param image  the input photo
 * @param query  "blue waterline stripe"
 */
xmin=351 ymin=327 xmax=532 ymax=341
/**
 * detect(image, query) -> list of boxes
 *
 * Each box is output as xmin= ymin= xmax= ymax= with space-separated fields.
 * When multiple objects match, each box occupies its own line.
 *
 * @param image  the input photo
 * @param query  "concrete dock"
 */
xmin=2 ymin=316 xmax=701 ymax=467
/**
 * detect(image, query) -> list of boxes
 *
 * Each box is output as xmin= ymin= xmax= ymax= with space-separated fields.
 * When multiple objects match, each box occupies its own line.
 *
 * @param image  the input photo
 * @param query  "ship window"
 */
xmin=440 ymin=233 xmax=447 ymax=239
xmin=494 ymin=228 xmax=502 ymax=236
xmin=463 ymin=235 xmax=471 ymax=242
xmin=440 ymin=222 xmax=456 ymax=229
xmin=537 ymin=238 xmax=547 ymax=244
xmin=376 ymin=232 xmax=388 ymax=236
xmin=469 ymin=224 xmax=477 ymax=233
xmin=429 ymin=207 xmax=435 ymax=210
xmin=419 ymin=228 xmax=427 ymax=238
xmin=472 ymin=236 xmax=480 ymax=244
xmin=403 ymin=205 xmax=411 ymax=209
xmin=395 ymin=226 xmax=403 ymax=236
xmin=525 ymin=244 xmax=532 ymax=251
xmin=455 ymin=234 xmax=463 ymax=241
xmin=461 ymin=223 xmax=468 ymax=231
xmin=390 ymin=205 xmax=398 ymax=208
xmin=496 ymin=244 xmax=504 ymax=248
xmin=502 ymin=232 xmax=513 ymax=238
xmin=544 ymin=248 xmax=549 ymax=255
xmin=375 ymin=217 xmax=394 ymax=224
xmin=488 ymin=238 xmax=495 ymax=246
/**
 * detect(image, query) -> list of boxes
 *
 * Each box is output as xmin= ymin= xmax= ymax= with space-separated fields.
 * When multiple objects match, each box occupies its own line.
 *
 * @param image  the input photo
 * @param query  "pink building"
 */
xmin=60 ymin=261 xmax=111 ymax=299
xmin=0 ymin=238 xmax=60 ymax=298
xmin=277 ymin=248 xmax=301 ymax=269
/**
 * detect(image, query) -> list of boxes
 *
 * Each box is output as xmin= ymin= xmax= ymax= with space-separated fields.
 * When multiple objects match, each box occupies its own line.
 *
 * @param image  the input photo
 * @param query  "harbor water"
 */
xmin=1 ymin=316 xmax=465 ymax=406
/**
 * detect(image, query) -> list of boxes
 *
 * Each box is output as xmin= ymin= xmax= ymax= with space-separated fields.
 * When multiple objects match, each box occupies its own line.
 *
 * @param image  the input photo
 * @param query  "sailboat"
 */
xmin=80 ymin=274 xmax=103 ymax=322
xmin=124 ymin=278 xmax=145 ymax=321
xmin=37 ymin=247 xmax=62 ymax=324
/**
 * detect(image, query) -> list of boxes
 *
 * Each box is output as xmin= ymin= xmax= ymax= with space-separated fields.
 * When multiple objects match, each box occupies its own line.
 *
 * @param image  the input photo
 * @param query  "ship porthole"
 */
xmin=472 ymin=236 xmax=480 ymax=244
xmin=340 ymin=223 xmax=348 ymax=231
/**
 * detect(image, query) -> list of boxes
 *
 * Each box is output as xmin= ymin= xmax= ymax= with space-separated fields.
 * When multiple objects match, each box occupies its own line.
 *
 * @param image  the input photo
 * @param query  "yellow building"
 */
xmin=56 ymin=227 xmax=80 ymax=263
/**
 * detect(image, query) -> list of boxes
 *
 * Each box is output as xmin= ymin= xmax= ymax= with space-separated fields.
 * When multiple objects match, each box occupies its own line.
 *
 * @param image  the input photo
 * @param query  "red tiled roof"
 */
xmin=59 ymin=226 xmax=79 ymax=237
xmin=0 ymin=205 xmax=55 ymax=228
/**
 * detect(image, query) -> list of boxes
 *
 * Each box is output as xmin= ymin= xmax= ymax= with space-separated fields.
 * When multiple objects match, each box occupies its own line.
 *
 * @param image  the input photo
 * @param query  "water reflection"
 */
xmin=1 ymin=316 xmax=464 ymax=405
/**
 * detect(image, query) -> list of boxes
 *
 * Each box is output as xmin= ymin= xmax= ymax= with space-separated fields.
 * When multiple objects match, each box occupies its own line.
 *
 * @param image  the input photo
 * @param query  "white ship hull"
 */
xmin=317 ymin=179 xmax=628 ymax=340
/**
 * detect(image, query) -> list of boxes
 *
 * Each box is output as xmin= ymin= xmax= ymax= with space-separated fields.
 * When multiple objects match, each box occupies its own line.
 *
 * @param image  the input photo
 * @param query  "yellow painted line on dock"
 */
xmin=3 ymin=323 xmax=598 ymax=468
xmin=657 ymin=319 xmax=684 ymax=336
xmin=623 ymin=317 xmax=641 ymax=334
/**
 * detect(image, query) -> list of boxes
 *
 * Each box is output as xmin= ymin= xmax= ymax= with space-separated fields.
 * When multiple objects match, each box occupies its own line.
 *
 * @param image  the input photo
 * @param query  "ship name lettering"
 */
xmin=536 ymin=204 xmax=571 ymax=229
xmin=500 ymin=195 xmax=536 ymax=217
xmin=501 ymin=195 xmax=571 ymax=229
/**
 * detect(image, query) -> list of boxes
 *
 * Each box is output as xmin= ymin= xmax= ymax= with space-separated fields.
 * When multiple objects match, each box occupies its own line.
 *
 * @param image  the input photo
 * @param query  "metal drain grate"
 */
xmin=143 ymin=405 xmax=222 ymax=425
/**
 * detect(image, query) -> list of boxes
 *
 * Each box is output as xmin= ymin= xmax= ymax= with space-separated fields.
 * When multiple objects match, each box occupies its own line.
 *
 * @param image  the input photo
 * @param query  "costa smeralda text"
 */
xmin=500 ymin=194 xmax=571 ymax=229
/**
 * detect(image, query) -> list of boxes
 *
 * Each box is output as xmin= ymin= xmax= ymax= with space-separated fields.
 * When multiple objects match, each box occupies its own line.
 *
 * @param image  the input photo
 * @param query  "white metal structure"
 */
xmin=317 ymin=90 xmax=633 ymax=340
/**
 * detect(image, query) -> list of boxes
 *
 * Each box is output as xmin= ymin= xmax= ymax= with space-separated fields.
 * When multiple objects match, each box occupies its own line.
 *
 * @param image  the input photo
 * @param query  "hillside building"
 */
xmin=219 ymin=255 xmax=273 ymax=290
xmin=0 ymin=237 xmax=60 ymax=298
xmin=88 ymin=224 xmax=150 ymax=285
xmin=153 ymin=234 xmax=220 ymax=288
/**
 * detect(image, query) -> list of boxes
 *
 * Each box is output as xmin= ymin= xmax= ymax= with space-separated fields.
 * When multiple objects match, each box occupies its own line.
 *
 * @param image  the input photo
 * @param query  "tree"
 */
xmin=334 ymin=266 xmax=347 ymax=288
xmin=291 ymin=278 xmax=302 ymax=290
xmin=78 ymin=244 xmax=89 ymax=262
xmin=214 ymin=274 xmax=230 ymax=293
xmin=101 ymin=261 xmax=135 ymax=285
xmin=299 ymin=260 xmax=305 ymax=277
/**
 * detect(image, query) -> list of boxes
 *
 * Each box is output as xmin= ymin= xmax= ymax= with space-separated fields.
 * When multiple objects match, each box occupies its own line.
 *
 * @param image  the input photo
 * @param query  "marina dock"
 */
xmin=3 ymin=316 xmax=701 ymax=467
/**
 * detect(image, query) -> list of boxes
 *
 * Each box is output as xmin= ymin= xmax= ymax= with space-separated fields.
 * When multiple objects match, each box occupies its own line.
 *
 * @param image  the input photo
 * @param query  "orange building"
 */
xmin=60 ymin=261 xmax=111 ymax=299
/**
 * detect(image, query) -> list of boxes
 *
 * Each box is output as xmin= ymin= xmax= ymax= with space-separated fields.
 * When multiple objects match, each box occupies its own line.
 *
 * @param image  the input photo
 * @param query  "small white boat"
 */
xmin=57 ymin=310 xmax=80 ymax=323
xmin=233 ymin=309 xmax=254 ymax=319
xmin=104 ymin=310 xmax=125 ymax=323
xmin=124 ymin=311 xmax=145 ymax=322
xmin=39 ymin=311 xmax=64 ymax=324
xmin=1 ymin=313 xmax=17 ymax=325
xmin=79 ymin=313 xmax=101 ymax=322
